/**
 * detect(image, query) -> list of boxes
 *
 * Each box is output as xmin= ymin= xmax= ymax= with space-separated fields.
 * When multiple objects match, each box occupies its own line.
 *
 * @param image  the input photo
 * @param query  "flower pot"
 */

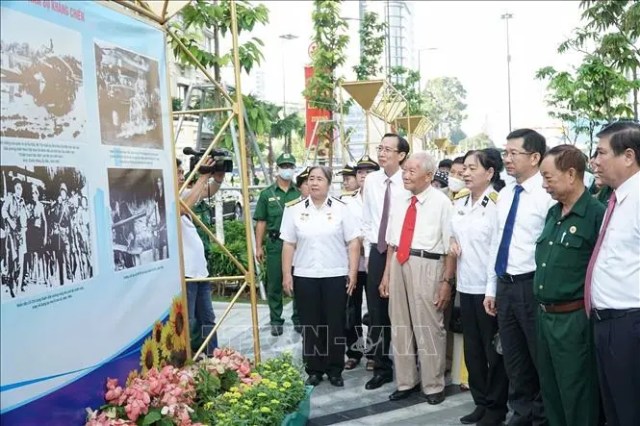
xmin=281 ymin=385 xmax=314 ymax=426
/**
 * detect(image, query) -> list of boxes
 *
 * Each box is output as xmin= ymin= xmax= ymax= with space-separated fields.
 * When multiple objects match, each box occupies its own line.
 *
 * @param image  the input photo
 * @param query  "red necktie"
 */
xmin=396 ymin=196 xmax=418 ymax=264
xmin=584 ymin=192 xmax=617 ymax=316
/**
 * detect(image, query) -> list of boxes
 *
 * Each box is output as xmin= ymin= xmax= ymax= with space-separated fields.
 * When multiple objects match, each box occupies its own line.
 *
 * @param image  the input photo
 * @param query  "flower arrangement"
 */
xmin=86 ymin=349 xmax=308 ymax=426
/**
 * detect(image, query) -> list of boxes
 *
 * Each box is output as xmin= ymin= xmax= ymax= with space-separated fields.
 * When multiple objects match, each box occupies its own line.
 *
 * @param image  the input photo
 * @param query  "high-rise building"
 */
xmin=386 ymin=1 xmax=415 ymax=84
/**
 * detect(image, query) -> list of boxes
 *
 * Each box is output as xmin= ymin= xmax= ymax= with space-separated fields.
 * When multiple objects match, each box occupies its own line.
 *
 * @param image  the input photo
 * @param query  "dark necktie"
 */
xmin=396 ymin=196 xmax=418 ymax=264
xmin=584 ymin=192 xmax=617 ymax=316
xmin=494 ymin=184 xmax=524 ymax=277
xmin=377 ymin=178 xmax=392 ymax=253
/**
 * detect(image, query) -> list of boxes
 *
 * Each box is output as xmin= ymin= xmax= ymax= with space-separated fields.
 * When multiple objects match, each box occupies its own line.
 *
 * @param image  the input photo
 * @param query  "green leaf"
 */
xmin=141 ymin=409 xmax=162 ymax=425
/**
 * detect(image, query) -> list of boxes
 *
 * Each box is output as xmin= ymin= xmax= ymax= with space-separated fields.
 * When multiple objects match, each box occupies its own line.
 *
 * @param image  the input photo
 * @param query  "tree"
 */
xmin=422 ymin=77 xmax=468 ymax=133
xmin=449 ymin=127 xmax=467 ymax=145
xmin=272 ymin=113 xmax=305 ymax=154
xmin=353 ymin=12 xmax=387 ymax=81
xmin=303 ymin=0 xmax=349 ymax=166
xmin=388 ymin=66 xmax=425 ymax=115
xmin=536 ymin=55 xmax=635 ymax=153
xmin=458 ymin=133 xmax=495 ymax=152
xmin=558 ymin=0 xmax=640 ymax=119
xmin=170 ymin=0 xmax=269 ymax=81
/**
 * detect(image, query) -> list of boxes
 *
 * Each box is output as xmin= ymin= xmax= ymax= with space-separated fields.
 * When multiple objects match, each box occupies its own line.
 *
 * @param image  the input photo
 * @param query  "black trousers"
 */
xmin=496 ymin=277 xmax=546 ymax=426
xmin=460 ymin=292 xmax=509 ymax=419
xmin=593 ymin=309 xmax=640 ymax=426
xmin=366 ymin=248 xmax=393 ymax=377
xmin=345 ymin=271 xmax=368 ymax=360
xmin=294 ymin=275 xmax=347 ymax=378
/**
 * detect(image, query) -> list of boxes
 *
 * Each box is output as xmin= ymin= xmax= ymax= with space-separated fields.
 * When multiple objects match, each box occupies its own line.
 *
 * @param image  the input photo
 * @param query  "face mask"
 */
xmin=278 ymin=169 xmax=294 ymax=181
xmin=448 ymin=177 xmax=466 ymax=193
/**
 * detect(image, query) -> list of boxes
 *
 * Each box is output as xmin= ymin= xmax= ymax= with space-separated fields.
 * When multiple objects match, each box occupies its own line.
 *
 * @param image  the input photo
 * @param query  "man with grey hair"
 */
xmin=380 ymin=151 xmax=455 ymax=404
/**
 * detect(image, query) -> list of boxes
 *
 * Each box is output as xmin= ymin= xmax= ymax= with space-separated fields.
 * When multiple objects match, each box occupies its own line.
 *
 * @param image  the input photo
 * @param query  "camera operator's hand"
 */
xmin=213 ymin=171 xmax=225 ymax=184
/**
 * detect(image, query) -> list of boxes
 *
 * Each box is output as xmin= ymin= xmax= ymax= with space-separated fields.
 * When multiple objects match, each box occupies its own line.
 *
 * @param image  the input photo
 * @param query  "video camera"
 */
xmin=183 ymin=147 xmax=233 ymax=175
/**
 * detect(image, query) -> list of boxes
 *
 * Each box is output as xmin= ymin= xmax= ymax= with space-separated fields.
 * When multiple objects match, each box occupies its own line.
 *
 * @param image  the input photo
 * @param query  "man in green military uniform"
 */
xmin=535 ymin=145 xmax=605 ymax=426
xmin=254 ymin=153 xmax=301 ymax=336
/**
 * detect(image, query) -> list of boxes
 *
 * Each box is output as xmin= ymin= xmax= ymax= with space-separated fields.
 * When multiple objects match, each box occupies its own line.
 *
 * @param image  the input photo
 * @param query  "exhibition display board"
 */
xmin=0 ymin=1 xmax=186 ymax=423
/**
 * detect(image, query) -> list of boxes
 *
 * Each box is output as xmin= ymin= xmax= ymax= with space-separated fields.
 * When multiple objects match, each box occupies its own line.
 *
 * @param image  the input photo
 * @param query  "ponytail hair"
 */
xmin=463 ymin=148 xmax=505 ymax=192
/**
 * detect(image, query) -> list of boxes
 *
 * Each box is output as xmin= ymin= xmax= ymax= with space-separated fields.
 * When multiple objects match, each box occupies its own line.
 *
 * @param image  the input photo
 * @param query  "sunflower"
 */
xmin=140 ymin=337 xmax=160 ymax=373
xmin=171 ymin=348 xmax=188 ymax=368
xmin=169 ymin=296 xmax=187 ymax=349
xmin=160 ymin=322 xmax=177 ymax=360
xmin=152 ymin=320 xmax=163 ymax=344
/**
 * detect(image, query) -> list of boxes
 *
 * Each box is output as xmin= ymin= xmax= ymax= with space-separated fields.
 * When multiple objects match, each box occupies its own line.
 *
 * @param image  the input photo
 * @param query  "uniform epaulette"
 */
xmin=453 ymin=188 xmax=470 ymax=200
xmin=340 ymin=190 xmax=358 ymax=199
xmin=285 ymin=198 xmax=303 ymax=207
xmin=330 ymin=196 xmax=346 ymax=205
xmin=488 ymin=191 xmax=498 ymax=203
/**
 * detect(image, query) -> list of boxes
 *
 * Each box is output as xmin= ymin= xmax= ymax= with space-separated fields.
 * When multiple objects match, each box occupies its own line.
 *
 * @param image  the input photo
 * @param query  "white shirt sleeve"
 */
xmin=342 ymin=205 xmax=361 ymax=243
xmin=362 ymin=176 xmax=373 ymax=246
xmin=279 ymin=206 xmax=297 ymax=243
xmin=441 ymin=200 xmax=453 ymax=253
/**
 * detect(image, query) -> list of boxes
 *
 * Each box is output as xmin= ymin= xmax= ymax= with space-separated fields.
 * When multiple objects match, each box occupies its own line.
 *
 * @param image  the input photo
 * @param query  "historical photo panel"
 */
xmin=1 ymin=166 xmax=94 ymax=302
xmin=0 ymin=8 xmax=86 ymax=141
xmin=95 ymin=41 xmax=164 ymax=149
xmin=107 ymin=168 xmax=168 ymax=271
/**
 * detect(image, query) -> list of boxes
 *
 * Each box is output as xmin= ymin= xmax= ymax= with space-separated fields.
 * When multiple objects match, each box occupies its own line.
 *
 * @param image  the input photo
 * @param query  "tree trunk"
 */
xmin=267 ymin=135 xmax=274 ymax=179
xmin=588 ymin=122 xmax=595 ymax=158
xmin=633 ymin=66 xmax=638 ymax=121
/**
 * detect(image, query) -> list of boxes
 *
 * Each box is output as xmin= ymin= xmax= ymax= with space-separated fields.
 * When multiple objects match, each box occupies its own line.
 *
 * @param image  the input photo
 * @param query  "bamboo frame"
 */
xmin=113 ymin=0 xmax=262 ymax=363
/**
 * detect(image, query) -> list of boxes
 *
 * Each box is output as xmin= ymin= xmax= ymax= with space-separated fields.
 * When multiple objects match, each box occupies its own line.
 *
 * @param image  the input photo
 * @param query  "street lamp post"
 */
xmin=279 ymin=33 xmax=299 ymax=116
xmin=501 ymin=12 xmax=513 ymax=132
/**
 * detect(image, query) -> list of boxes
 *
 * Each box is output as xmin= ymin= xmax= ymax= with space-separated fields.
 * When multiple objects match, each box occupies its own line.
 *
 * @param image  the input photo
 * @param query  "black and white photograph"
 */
xmin=95 ymin=41 xmax=164 ymax=149
xmin=108 ymin=168 xmax=168 ymax=271
xmin=0 ymin=8 xmax=86 ymax=141
xmin=1 ymin=166 xmax=94 ymax=302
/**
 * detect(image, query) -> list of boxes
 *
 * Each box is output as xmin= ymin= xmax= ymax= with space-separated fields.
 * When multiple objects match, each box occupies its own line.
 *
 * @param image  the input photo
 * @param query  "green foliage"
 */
xmin=207 ymin=220 xmax=250 ymax=278
xmin=422 ymin=77 xmax=468 ymax=130
xmin=536 ymin=55 xmax=636 ymax=150
xmin=170 ymin=0 xmax=269 ymax=75
xmin=304 ymin=0 xmax=350 ymax=115
xmin=389 ymin=66 xmax=425 ymax=115
xmin=449 ymin=127 xmax=467 ymax=144
xmin=550 ymin=0 xmax=639 ymax=125
xmin=272 ymin=112 xmax=305 ymax=152
xmin=353 ymin=12 xmax=387 ymax=80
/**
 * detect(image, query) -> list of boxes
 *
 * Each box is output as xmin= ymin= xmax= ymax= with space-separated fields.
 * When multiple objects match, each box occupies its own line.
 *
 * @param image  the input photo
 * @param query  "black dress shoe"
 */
xmin=365 ymin=375 xmax=393 ymax=390
xmin=305 ymin=374 xmax=323 ymax=386
xmin=270 ymin=325 xmax=283 ymax=336
xmin=388 ymin=384 xmax=420 ymax=401
xmin=424 ymin=391 xmax=445 ymax=405
xmin=477 ymin=410 xmax=506 ymax=426
xmin=460 ymin=406 xmax=486 ymax=424
xmin=328 ymin=376 xmax=344 ymax=387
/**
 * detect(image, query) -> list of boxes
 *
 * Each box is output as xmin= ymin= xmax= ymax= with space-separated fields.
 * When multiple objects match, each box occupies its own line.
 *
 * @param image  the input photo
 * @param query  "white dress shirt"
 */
xmin=362 ymin=168 xmax=410 ymax=252
xmin=486 ymin=173 xmax=555 ymax=297
xmin=342 ymin=190 xmax=367 ymax=271
xmin=181 ymin=216 xmax=209 ymax=278
xmin=280 ymin=196 xmax=360 ymax=278
xmin=591 ymin=171 xmax=640 ymax=309
xmin=451 ymin=186 xmax=499 ymax=295
xmin=386 ymin=186 xmax=453 ymax=254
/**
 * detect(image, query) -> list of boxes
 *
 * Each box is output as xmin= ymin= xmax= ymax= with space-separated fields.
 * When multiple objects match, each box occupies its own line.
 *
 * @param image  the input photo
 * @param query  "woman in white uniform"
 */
xmin=450 ymin=148 xmax=510 ymax=425
xmin=280 ymin=166 xmax=360 ymax=387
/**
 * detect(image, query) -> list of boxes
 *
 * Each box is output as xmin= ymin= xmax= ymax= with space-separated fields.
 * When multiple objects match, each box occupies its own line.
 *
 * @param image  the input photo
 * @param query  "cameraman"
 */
xmin=177 ymin=157 xmax=224 ymax=356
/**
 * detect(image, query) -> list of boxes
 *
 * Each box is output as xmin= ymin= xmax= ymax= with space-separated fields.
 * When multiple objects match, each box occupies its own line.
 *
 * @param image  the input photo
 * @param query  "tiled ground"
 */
xmin=213 ymin=300 xmax=475 ymax=425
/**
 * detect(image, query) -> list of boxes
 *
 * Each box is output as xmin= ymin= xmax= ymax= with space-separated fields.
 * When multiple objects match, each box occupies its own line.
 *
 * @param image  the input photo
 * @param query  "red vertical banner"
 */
xmin=304 ymin=66 xmax=331 ymax=148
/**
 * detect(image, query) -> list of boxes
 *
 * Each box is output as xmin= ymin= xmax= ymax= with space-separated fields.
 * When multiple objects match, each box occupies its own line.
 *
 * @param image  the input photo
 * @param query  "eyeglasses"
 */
xmin=501 ymin=150 xmax=533 ymax=159
xmin=376 ymin=146 xmax=399 ymax=153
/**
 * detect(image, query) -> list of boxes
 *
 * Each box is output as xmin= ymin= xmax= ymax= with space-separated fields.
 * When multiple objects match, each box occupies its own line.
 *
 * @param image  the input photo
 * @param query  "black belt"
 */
xmin=498 ymin=271 xmax=535 ymax=283
xmin=394 ymin=247 xmax=442 ymax=260
xmin=592 ymin=308 xmax=640 ymax=321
